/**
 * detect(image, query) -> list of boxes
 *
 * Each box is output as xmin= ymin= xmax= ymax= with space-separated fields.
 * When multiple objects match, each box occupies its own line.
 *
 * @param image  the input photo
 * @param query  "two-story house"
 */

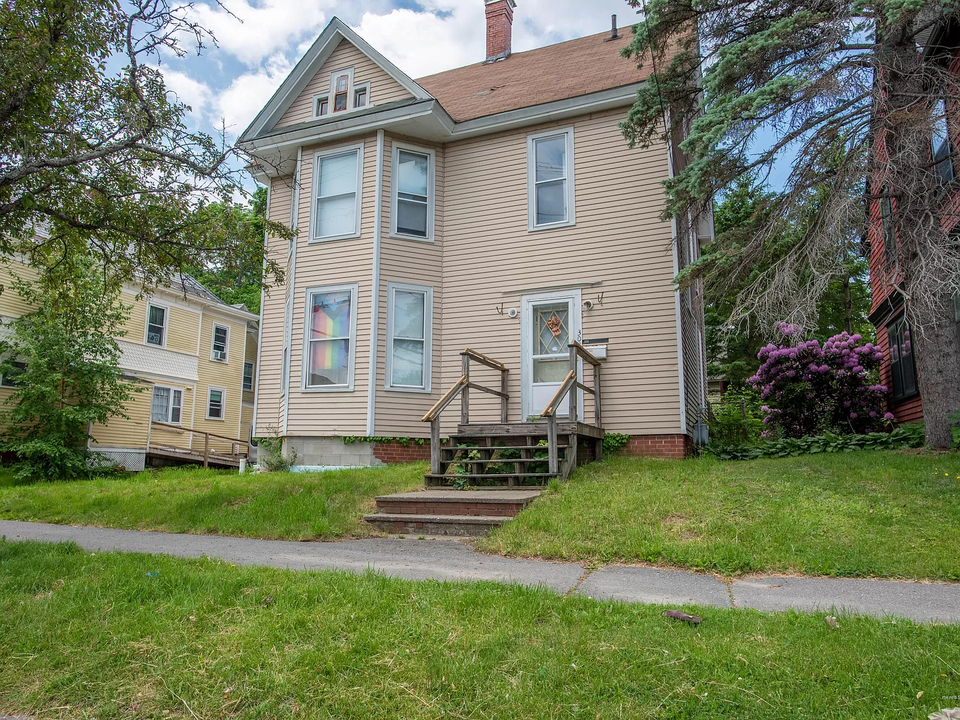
xmin=0 ymin=256 xmax=260 ymax=470
xmin=242 ymin=1 xmax=709 ymax=472
xmin=868 ymin=17 xmax=960 ymax=424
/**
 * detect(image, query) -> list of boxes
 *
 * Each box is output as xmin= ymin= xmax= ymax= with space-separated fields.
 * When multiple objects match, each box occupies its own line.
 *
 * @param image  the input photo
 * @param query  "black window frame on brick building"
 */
xmin=888 ymin=314 xmax=918 ymax=401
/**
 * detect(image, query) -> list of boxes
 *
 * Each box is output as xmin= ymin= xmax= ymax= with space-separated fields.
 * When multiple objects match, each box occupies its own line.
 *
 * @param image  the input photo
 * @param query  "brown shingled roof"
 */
xmin=416 ymin=30 xmax=651 ymax=123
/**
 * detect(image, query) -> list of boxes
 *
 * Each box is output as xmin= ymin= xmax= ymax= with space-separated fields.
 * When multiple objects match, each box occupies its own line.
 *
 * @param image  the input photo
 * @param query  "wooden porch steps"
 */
xmin=363 ymin=489 xmax=541 ymax=537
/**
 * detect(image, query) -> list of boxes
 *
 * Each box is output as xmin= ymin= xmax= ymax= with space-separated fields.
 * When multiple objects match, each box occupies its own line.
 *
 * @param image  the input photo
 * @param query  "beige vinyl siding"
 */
xmin=90 ymin=382 xmax=153 ymax=450
xmin=125 ymin=296 xmax=201 ymax=355
xmin=439 ymin=108 xmax=682 ymax=436
xmin=194 ymin=313 xmax=246 ymax=451
xmin=254 ymin=177 xmax=293 ymax=436
xmin=282 ymin=135 xmax=378 ymax=436
xmin=373 ymin=133 xmax=445 ymax=437
xmin=276 ymin=39 xmax=414 ymax=129
xmin=0 ymin=262 xmax=40 ymax=318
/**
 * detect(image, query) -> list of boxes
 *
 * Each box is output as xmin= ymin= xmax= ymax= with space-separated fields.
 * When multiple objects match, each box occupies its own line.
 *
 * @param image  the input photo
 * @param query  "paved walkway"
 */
xmin=3 ymin=520 xmax=959 ymax=624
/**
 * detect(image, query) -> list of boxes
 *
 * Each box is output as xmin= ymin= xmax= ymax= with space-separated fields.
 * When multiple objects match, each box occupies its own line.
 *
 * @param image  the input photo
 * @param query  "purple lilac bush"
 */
xmin=748 ymin=322 xmax=892 ymax=438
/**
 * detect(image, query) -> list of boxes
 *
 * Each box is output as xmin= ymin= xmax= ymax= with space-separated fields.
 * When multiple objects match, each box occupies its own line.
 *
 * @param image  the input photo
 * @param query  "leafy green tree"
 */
xmin=189 ymin=187 xmax=269 ymax=314
xmin=621 ymin=0 xmax=960 ymax=445
xmin=0 ymin=0 xmax=290 ymax=293
xmin=0 ymin=256 xmax=135 ymax=482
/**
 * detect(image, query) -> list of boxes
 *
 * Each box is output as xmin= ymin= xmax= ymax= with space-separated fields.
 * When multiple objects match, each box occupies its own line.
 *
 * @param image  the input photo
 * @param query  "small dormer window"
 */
xmin=354 ymin=86 xmax=367 ymax=108
xmin=316 ymin=97 xmax=329 ymax=117
xmin=333 ymin=74 xmax=349 ymax=112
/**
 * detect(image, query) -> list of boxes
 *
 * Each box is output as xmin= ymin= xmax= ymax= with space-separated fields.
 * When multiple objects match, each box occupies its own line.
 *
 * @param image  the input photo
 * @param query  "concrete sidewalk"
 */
xmin=3 ymin=520 xmax=958 ymax=624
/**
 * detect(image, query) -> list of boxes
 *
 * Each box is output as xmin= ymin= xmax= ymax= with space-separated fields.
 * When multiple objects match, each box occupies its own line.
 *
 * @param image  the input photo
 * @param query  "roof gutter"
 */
xmin=366 ymin=129 xmax=385 ymax=436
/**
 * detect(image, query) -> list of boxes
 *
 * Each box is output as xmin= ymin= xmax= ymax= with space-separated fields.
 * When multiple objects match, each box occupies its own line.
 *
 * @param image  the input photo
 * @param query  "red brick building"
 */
xmin=868 ymin=19 xmax=960 ymax=424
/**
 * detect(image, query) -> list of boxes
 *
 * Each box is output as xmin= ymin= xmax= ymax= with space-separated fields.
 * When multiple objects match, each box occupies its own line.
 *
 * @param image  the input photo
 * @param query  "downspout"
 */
xmin=366 ymin=129 xmax=385 ymax=436
xmin=251 ymin=183 xmax=270 ymax=437
xmin=281 ymin=146 xmax=302 ymax=436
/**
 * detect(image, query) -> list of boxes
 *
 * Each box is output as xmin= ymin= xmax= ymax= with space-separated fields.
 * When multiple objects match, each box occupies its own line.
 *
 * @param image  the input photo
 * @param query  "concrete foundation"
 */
xmin=282 ymin=437 xmax=385 ymax=469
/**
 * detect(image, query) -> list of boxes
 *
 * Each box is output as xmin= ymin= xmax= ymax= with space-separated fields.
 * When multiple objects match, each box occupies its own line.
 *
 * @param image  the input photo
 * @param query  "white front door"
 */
xmin=521 ymin=290 xmax=581 ymax=421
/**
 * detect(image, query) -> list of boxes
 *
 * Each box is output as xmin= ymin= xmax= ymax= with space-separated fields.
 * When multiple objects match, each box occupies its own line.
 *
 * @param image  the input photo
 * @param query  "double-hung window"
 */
xmin=888 ymin=316 xmax=917 ymax=400
xmin=207 ymin=387 xmax=225 ymax=420
xmin=527 ymin=127 xmax=576 ymax=230
xmin=0 ymin=361 xmax=26 ymax=388
xmin=151 ymin=386 xmax=182 ymax=424
xmin=333 ymin=72 xmax=350 ymax=112
xmin=312 ymin=146 xmax=362 ymax=241
xmin=146 ymin=304 xmax=167 ymax=347
xmin=243 ymin=361 xmax=254 ymax=391
xmin=303 ymin=284 xmax=358 ymax=391
xmin=932 ymin=97 xmax=955 ymax=186
xmin=391 ymin=144 xmax=434 ymax=241
xmin=211 ymin=323 xmax=229 ymax=362
xmin=386 ymin=283 xmax=432 ymax=391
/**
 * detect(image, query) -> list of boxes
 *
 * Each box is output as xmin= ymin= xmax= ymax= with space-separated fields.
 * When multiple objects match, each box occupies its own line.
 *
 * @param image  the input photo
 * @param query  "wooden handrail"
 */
xmin=467 ymin=382 xmax=508 ymax=399
xmin=151 ymin=421 xmax=245 ymax=446
xmin=421 ymin=375 xmax=468 ymax=422
xmin=461 ymin=348 xmax=507 ymax=371
xmin=568 ymin=341 xmax=601 ymax=366
xmin=540 ymin=371 xmax=577 ymax=418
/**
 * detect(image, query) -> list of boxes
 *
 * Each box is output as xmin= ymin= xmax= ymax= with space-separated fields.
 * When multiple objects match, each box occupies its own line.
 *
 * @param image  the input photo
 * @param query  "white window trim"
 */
xmin=526 ymin=126 xmax=576 ymax=232
xmin=243 ymin=361 xmax=255 ymax=391
xmin=301 ymin=282 xmax=359 ymax=393
xmin=206 ymin=386 xmax=227 ymax=421
xmin=210 ymin=322 xmax=230 ymax=363
xmin=385 ymin=282 xmax=433 ymax=393
xmin=311 ymin=67 xmax=372 ymax=120
xmin=312 ymin=93 xmax=330 ymax=119
xmin=152 ymin=384 xmax=184 ymax=425
xmin=144 ymin=302 xmax=169 ymax=348
xmin=389 ymin=142 xmax=436 ymax=243
xmin=280 ymin=295 xmax=292 ymax=397
xmin=353 ymin=81 xmax=371 ymax=109
xmin=309 ymin=143 xmax=364 ymax=243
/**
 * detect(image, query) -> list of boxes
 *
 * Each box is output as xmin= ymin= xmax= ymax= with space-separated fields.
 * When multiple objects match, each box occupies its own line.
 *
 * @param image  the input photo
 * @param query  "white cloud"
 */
xmin=188 ymin=0 xmax=332 ymax=67
xmin=163 ymin=69 xmax=213 ymax=115
xmin=213 ymin=53 xmax=293 ymax=137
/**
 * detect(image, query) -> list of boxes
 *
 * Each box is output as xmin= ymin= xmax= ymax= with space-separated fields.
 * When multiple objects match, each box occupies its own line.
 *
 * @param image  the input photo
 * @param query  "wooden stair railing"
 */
xmin=421 ymin=348 xmax=509 ymax=474
xmin=540 ymin=342 xmax=603 ymax=476
xmin=148 ymin=421 xmax=249 ymax=468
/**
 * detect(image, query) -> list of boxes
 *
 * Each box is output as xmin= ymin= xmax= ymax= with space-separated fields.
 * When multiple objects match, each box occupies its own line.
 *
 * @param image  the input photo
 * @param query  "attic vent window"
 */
xmin=316 ymin=97 xmax=329 ymax=116
xmin=334 ymin=74 xmax=349 ymax=112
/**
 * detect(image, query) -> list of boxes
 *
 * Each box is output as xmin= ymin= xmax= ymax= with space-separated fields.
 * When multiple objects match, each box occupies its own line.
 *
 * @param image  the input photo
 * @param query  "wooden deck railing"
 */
xmin=148 ymin=422 xmax=249 ymax=468
xmin=421 ymin=348 xmax=509 ymax=474
xmin=540 ymin=342 xmax=603 ymax=474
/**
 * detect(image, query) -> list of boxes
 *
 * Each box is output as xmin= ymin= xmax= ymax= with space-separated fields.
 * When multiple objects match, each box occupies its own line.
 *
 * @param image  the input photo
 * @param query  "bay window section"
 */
xmin=391 ymin=145 xmax=434 ymax=240
xmin=303 ymin=284 xmax=358 ymax=391
xmin=527 ymin=127 xmax=575 ymax=230
xmin=312 ymin=146 xmax=362 ymax=242
xmin=386 ymin=283 xmax=432 ymax=391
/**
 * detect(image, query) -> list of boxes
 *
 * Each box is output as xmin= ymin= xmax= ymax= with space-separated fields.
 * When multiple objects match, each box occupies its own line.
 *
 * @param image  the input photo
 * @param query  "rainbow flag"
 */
xmin=311 ymin=292 xmax=351 ymax=380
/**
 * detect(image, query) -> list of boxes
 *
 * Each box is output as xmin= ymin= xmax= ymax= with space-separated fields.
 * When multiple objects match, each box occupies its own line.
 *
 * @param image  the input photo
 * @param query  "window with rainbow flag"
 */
xmin=306 ymin=289 xmax=354 ymax=388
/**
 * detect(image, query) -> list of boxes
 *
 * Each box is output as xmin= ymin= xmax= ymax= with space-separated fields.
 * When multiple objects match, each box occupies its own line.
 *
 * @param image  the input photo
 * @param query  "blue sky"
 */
xmin=161 ymin=0 xmax=640 ymax=146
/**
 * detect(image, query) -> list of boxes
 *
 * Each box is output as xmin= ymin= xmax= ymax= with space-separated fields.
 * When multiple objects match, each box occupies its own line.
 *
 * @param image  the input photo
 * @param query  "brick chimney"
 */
xmin=485 ymin=0 xmax=516 ymax=63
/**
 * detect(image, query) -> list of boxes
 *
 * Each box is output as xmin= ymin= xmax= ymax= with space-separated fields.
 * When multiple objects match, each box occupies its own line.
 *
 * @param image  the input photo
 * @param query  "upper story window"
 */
xmin=303 ymin=284 xmax=358 ymax=391
xmin=313 ymin=68 xmax=369 ymax=120
xmin=880 ymin=187 xmax=896 ymax=267
xmin=888 ymin=315 xmax=917 ymax=400
xmin=211 ymin=323 xmax=229 ymax=362
xmin=932 ymin=97 xmax=955 ymax=186
xmin=146 ymin=304 xmax=167 ymax=347
xmin=0 ymin=361 xmax=26 ymax=388
xmin=386 ymin=283 xmax=433 ymax=391
xmin=527 ymin=127 xmax=576 ymax=231
xmin=391 ymin=144 xmax=435 ymax=241
xmin=312 ymin=145 xmax=363 ymax=242
xmin=243 ymin=361 xmax=254 ymax=391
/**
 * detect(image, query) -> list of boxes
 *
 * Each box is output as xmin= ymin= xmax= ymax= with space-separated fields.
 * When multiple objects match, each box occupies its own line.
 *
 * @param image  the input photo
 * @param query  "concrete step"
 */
xmin=363 ymin=513 xmax=509 ymax=537
xmin=374 ymin=489 xmax=541 ymax=517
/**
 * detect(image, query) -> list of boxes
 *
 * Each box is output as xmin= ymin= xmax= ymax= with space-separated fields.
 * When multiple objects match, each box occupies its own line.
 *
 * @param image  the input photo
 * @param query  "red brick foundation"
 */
xmin=623 ymin=434 xmax=692 ymax=459
xmin=373 ymin=440 xmax=432 ymax=464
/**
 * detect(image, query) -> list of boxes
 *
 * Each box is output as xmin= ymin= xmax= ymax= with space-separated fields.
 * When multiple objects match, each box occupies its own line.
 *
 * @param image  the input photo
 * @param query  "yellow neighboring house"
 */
xmin=0 ymin=259 xmax=260 ymax=471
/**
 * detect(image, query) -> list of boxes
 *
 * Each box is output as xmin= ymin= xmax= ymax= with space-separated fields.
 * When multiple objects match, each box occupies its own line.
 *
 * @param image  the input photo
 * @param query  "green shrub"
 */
xmin=708 ymin=387 xmax=765 ymax=445
xmin=706 ymin=423 xmax=925 ymax=460
xmin=602 ymin=433 xmax=631 ymax=454
xmin=256 ymin=428 xmax=297 ymax=473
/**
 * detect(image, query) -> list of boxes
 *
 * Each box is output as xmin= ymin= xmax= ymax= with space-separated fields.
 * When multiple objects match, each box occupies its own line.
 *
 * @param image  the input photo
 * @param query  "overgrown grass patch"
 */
xmin=481 ymin=450 xmax=960 ymax=581
xmin=0 ymin=464 xmax=424 ymax=540
xmin=1 ymin=540 xmax=957 ymax=719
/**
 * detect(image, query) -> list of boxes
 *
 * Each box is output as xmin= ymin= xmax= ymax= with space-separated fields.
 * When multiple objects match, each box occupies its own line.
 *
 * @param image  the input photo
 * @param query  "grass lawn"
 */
xmin=0 ymin=464 xmax=424 ymax=540
xmin=1 ymin=541 xmax=958 ymax=719
xmin=481 ymin=450 xmax=960 ymax=581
